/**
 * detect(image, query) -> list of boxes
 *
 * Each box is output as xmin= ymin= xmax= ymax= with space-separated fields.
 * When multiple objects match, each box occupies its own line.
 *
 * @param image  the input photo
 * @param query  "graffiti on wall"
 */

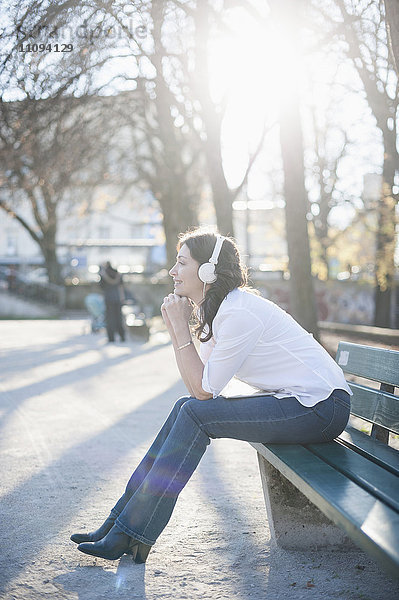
xmin=256 ymin=280 xmax=375 ymax=326
xmin=315 ymin=286 xmax=374 ymax=324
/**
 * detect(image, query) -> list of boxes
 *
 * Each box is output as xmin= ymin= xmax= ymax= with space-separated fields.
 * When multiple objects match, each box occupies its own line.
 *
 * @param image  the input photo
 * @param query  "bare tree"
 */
xmin=120 ymin=79 xmax=202 ymax=268
xmin=306 ymin=92 xmax=363 ymax=280
xmin=310 ymin=131 xmax=350 ymax=279
xmin=317 ymin=0 xmax=398 ymax=327
xmin=0 ymin=1 xmax=136 ymax=282
xmin=0 ymin=92 xmax=123 ymax=283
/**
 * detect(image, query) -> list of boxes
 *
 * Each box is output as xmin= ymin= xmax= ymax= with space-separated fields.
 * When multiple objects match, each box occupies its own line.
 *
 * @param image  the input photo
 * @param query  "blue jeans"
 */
xmin=111 ymin=389 xmax=350 ymax=545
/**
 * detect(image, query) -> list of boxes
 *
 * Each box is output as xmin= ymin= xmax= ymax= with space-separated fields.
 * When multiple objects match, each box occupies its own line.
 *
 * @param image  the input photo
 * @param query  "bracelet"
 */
xmin=177 ymin=340 xmax=193 ymax=350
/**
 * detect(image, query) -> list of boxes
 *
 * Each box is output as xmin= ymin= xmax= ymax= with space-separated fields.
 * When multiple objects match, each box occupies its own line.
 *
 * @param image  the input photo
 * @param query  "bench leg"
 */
xmin=257 ymin=453 xmax=354 ymax=549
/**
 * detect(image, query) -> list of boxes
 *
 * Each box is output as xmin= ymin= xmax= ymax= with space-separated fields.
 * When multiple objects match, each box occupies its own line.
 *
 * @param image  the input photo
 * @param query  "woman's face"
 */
xmin=169 ymin=243 xmax=203 ymax=301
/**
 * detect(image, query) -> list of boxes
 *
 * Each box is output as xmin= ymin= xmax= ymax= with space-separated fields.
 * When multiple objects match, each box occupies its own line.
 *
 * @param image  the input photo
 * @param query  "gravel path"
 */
xmin=0 ymin=319 xmax=398 ymax=600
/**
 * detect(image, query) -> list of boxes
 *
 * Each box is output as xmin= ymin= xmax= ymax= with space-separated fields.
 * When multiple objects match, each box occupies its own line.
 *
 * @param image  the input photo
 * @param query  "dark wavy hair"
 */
xmin=177 ymin=228 xmax=250 ymax=343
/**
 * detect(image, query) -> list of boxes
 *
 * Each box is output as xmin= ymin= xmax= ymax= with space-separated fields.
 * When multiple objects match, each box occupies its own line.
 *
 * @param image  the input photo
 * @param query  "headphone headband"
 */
xmin=209 ymin=234 xmax=225 ymax=265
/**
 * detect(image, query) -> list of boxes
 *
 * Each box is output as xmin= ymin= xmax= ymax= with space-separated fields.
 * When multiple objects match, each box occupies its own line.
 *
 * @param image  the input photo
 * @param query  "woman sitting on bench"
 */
xmin=71 ymin=228 xmax=352 ymax=562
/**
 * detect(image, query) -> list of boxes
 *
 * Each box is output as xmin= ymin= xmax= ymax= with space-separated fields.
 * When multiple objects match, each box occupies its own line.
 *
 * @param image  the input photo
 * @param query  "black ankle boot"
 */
xmin=77 ymin=525 xmax=151 ymax=562
xmin=70 ymin=515 xmax=115 ymax=544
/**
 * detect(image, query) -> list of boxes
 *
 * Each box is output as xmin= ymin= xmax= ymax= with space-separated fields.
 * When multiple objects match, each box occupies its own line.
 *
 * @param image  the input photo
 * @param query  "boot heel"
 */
xmin=126 ymin=540 xmax=139 ymax=559
xmin=134 ymin=542 xmax=151 ymax=564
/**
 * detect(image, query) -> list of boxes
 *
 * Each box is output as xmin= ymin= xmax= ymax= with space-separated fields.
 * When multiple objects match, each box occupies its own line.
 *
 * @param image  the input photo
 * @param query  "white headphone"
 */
xmin=198 ymin=234 xmax=225 ymax=284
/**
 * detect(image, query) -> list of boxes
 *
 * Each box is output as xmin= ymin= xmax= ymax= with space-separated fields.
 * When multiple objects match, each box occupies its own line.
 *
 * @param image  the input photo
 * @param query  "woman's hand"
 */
xmin=161 ymin=303 xmax=174 ymax=335
xmin=161 ymin=293 xmax=193 ymax=327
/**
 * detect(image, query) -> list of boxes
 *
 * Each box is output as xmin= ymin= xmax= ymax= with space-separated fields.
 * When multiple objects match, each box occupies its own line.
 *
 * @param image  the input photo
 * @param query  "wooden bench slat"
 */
xmin=306 ymin=441 xmax=399 ymax=513
xmin=251 ymin=442 xmax=399 ymax=578
xmin=339 ymin=426 xmax=399 ymax=477
xmin=349 ymin=383 xmax=399 ymax=434
xmin=336 ymin=342 xmax=399 ymax=386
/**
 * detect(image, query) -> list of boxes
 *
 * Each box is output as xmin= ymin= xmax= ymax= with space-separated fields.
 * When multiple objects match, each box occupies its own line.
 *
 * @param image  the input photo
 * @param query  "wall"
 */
xmin=0 ymin=290 xmax=59 ymax=318
xmin=252 ymin=278 xmax=378 ymax=326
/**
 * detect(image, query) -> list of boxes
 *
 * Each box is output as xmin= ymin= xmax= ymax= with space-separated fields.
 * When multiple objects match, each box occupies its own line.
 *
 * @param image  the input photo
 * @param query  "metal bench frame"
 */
xmin=250 ymin=342 xmax=399 ymax=579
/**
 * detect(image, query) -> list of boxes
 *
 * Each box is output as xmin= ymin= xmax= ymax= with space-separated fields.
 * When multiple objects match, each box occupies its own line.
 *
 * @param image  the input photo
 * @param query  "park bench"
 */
xmin=249 ymin=341 xmax=399 ymax=579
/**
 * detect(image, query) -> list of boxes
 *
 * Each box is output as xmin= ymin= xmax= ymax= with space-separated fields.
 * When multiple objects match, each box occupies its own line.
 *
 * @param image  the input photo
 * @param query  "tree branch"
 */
xmin=231 ymin=120 xmax=276 ymax=201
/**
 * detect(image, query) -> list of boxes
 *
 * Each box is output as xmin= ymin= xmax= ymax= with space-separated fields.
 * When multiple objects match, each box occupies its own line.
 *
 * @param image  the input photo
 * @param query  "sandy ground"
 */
xmin=0 ymin=319 xmax=398 ymax=600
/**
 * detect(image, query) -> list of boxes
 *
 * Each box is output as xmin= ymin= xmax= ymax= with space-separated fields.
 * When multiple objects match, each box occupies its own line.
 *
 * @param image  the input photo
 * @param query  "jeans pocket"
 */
xmin=311 ymin=399 xmax=333 ymax=441
xmin=320 ymin=396 xmax=350 ymax=441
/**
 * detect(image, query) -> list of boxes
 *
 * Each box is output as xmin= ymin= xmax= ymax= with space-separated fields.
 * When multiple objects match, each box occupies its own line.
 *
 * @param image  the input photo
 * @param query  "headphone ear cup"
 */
xmin=198 ymin=262 xmax=217 ymax=284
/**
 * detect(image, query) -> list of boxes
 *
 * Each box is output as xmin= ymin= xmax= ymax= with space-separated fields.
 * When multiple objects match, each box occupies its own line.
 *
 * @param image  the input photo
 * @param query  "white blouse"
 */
xmin=200 ymin=287 xmax=352 ymax=407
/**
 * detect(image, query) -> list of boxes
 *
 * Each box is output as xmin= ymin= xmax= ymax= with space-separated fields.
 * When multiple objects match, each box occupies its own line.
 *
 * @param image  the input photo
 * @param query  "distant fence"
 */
xmin=6 ymin=279 xmax=66 ymax=311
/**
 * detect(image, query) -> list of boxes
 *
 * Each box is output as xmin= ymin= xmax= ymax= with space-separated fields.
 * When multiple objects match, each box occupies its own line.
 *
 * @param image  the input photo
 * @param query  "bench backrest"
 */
xmin=336 ymin=342 xmax=399 ymax=437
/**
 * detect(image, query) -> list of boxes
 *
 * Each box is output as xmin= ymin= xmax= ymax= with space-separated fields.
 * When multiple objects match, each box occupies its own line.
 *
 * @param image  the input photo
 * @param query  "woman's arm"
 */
xmin=161 ymin=295 xmax=212 ymax=400
xmin=172 ymin=322 xmax=212 ymax=401
xmin=201 ymin=309 xmax=265 ymax=397
xmin=161 ymin=305 xmax=196 ymax=397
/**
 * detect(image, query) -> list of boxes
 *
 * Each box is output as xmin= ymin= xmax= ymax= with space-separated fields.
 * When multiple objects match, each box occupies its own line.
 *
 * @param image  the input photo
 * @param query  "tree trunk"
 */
xmin=158 ymin=184 xmax=199 ymax=271
xmin=193 ymin=0 xmax=234 ymax=236
xmin=314 ymin=194 xmax=332 ymax=280
xmin=385 ymin=0 xmax=399 ymax=74
xmin=205 ymin=144 xmax=234 ymax=236
xmin=40 ymin=229 xmax=62 ymax=285
xmin=374 ymin=138 xmax=396 ymax=327
xmin=0 ymin=197 xmax=63 ymax=285
xmin=149 ymin=0 xmax=199 ymax=270
xmin=279 ymin=102 xmax=319 ymax=337
xmin=272 ymin=0 xmax=319 ymax=337
xmin=43 ymin=247 xmax=62 ymax=285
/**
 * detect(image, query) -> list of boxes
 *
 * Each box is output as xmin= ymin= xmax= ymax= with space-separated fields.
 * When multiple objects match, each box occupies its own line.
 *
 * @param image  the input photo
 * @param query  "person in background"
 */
xmin=99 ymin=261 xmax=125 ymax=343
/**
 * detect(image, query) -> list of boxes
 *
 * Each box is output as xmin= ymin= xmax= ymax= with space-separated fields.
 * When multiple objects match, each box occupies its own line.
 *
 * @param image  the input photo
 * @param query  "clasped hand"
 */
xmin=161 ymin=293 xmax=193 ymax=331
